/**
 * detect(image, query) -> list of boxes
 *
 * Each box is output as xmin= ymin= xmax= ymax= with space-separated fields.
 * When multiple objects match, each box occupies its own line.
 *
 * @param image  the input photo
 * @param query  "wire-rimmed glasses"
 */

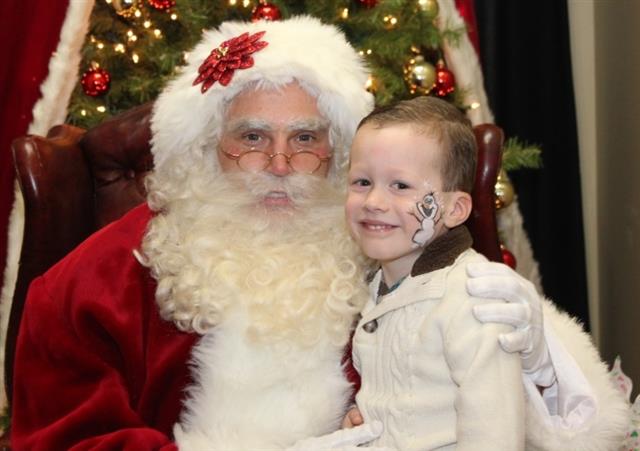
xmin=220 ymin=148 xmax=332 ymax=174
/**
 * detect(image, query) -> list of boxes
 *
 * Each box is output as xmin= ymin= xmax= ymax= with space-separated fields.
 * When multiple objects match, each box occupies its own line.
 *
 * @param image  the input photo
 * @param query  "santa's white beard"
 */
xmin=141 ymin=170 xmax=369 ymax=348
xmin=142 ymin=171 xmax=370 ymax=449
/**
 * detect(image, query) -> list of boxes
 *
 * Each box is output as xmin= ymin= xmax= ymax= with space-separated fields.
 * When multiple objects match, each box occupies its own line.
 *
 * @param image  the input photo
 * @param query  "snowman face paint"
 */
xmin=346 ymin=123 xmax=448 ymax=279
xmin=411 ymin=190 xmax=444 ymax=247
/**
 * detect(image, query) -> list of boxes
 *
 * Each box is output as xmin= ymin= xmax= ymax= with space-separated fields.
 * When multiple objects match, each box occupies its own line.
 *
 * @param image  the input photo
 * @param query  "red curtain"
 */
xmin=0 ymin=0 xmax=70 ymax=294
xmin=455 ymin=0 xmax=480 ymax=55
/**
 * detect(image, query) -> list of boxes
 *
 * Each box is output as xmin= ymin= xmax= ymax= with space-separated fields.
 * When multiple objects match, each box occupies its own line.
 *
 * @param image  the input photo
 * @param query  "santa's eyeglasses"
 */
xmin=220 ymin=148 xmax=332 ymax=174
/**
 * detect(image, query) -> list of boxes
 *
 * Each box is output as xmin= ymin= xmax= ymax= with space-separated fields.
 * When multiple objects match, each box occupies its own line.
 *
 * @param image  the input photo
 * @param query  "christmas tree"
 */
xmin=68 ymin=0 xmax=540 ymax=170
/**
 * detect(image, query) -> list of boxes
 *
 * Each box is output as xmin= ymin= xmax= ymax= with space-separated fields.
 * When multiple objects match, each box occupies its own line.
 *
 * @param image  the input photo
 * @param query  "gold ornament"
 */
xmin=494 ymin=169 xmax=515 ymax=209
xmin=365 ymin=74 xmax=378 ymax=94
xmin=417 ymin=0 xmax=439 ymax=20
xmin=403 ymin=54 xmax=436 ymax=95
xmin=112 ymin=0 xmax=141 ymax=19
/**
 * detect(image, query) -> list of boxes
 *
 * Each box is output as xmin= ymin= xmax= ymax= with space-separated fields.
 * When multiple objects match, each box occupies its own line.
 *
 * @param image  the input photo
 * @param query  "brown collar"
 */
xmin=378 ymin=226 xmax=473 ymax=295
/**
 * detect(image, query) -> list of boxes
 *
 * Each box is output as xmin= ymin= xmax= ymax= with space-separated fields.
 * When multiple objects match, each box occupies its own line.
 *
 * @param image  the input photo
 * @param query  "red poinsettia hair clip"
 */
xmin=193 ymin=30 xmax=268 ymax=93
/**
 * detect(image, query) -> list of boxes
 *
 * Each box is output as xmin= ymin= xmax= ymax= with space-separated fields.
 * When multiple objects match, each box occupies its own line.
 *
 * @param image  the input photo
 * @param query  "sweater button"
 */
xmin=362 ymin=319 xmax=378 ymax=333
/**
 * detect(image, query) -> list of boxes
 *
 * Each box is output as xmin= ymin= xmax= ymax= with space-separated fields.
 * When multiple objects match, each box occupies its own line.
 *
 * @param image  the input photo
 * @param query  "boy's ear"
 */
xmin=443 ymin=192 xmax=472 ymax=228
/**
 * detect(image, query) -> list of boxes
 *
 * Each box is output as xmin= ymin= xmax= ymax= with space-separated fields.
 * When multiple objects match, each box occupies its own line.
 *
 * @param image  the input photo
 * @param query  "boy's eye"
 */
xmin=352 ymin=178 xmax=371 ymax=187
xmin=392 ymin=181 xmax=411 ymax=190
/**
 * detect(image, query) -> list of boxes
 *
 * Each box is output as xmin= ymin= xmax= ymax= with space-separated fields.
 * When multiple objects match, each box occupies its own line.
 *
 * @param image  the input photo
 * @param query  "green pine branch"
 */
xmin=502 ymin=137 xmax=543 ymax=171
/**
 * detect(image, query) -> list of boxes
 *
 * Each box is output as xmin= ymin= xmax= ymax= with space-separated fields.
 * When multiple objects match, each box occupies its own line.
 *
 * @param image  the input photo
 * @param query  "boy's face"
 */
xmin=346 ymin=123 xmax=450 ymax=277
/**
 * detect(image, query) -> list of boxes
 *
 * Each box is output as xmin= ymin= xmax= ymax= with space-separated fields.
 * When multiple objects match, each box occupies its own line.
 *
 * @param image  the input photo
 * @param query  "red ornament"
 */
xmin=147 ymin=0 xmax=175 ymax=10
xmin=251 ymin=2 xmax=281 ymax=22
xmin=193 ymin=31 xmax=269 ymax=93
xmin=357 ymin=0 xmax=378 ymax=7
xmin=81 ymin=67 xmax=111 ymax=97
xmin=501 ymin=245 xmax=517 ymax=270
xmin=434 ymin=60 xmax=456 ymax=97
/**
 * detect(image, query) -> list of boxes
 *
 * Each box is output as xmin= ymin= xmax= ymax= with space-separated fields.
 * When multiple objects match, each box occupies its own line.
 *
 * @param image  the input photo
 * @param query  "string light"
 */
xmin=242 ymin=0 xmax=250 ymax=7
xmin=97 ymin=42 xmax=105 ymax=50
xmin=170 ymin=13 xmax=178 ymax=20
xmin=470 ymin=102 xmax=480 ymax=110
xmin=97 ymin=106 xmax=107 ymax=113
xmin=80 ymin=109 xmax=87 ymax=116
xmin=153 ymin=29 xmax=162 ymax=38
xmin=383 ymin=15 xmax=398 ymax=29
xmin=114 ymin=43 xmax=126 ymax=53
xmin=228 ymin=0 xmax=237 ymax=5
xmin=132 ymin=52 xmax=140 ymax=63
xmin=143 ymin=20 xmax=152 ymax=28
xmin=134 ymin=8 xmax=142 ymax=17
xmin=340 ymin=8 xmax=349 ymax=19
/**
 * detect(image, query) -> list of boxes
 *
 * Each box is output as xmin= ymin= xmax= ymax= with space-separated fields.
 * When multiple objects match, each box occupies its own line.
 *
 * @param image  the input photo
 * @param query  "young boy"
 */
xmin=344 ymin=96 xmax=525 ymax=450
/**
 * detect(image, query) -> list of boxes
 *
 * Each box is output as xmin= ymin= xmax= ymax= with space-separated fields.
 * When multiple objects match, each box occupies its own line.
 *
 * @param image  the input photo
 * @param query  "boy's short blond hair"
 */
xmin=357 ymin=96 xmax=477 ymax=193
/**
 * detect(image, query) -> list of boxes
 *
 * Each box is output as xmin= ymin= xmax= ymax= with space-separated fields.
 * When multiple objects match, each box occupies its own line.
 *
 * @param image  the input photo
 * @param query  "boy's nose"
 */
xmin=364 ymin=188 xmax=388 ymax=212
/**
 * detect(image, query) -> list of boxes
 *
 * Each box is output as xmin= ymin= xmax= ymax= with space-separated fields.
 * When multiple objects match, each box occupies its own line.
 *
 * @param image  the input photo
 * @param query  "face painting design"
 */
xmin=411 ymin=192 xmax=440 ymax=247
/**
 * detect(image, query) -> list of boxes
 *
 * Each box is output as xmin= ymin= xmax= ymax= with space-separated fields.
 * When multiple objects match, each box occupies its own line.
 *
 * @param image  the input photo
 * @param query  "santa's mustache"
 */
xmin=222 ymin=171 xmax=339 ymax=207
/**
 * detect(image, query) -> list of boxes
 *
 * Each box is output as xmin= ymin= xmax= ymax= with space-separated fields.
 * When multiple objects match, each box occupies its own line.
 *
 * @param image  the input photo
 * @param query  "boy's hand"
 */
xmin=342 ymin=406 xmax=363 ymax=428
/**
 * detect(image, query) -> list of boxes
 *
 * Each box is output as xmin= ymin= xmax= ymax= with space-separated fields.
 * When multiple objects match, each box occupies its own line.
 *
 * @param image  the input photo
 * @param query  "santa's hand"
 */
xmin=466 ymin=261 xmax=555 ymax=385
xmin=287 ymin=421 xmax=390 ymax=451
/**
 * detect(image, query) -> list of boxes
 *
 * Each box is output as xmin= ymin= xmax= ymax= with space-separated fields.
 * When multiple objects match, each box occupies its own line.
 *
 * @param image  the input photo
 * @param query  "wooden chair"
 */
xmin=4 ymin=104 xmax=504 ymax=431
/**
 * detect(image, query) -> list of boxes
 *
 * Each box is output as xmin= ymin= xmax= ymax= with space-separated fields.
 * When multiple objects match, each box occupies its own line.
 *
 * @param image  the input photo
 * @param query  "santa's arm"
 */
xmin=467 ymin=262 xmax=629 ymax=450
xmin=11 ymin=276 xmax=177 ymax=450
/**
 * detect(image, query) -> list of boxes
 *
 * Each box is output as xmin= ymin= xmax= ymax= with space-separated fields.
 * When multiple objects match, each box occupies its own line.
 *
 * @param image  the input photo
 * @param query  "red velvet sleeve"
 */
xmin=11 ymin=205 xmax=197 ymax=450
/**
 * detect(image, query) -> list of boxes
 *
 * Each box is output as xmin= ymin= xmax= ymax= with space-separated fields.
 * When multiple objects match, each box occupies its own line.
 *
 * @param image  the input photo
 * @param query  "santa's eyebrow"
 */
xmin=285 ymin=118 xmax=330 ymax=132
xmin=223 ymin=118 xmax=329 ymax=134
xmin=224 ymin=118 xmax=272 ymax=134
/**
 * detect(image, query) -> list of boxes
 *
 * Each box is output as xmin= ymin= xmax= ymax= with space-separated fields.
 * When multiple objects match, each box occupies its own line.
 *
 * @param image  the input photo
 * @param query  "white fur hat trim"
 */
xmin=151 ymin=16 xmax=374 ymax=178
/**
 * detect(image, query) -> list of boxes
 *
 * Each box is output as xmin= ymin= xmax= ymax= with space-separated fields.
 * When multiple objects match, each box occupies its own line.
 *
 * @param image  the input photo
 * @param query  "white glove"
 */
xmin=287 ymin=421 xmax=392 ymax=451
xmin=466 ymin=261 xmax=555 ymax=386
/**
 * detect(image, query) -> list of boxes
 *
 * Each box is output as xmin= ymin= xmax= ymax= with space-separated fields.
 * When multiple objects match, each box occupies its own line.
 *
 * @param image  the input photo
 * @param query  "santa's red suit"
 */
xmin=12 ymin=205 xmax=195 ymax=449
